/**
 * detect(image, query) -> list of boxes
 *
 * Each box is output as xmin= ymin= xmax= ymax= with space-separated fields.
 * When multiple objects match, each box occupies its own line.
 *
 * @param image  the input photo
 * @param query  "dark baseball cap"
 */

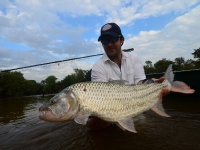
xmin=98 ymin=23 xmax=124 ymax=41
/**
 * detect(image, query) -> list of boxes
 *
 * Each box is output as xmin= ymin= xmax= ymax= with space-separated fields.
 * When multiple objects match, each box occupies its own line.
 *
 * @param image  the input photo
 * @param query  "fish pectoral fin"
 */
xmin=151 ymin=94 xmax=170 ymax=117
xmin=117 ymin=118 xmax=137 ymax=133
xmin=74 ymin=113 xmax=91 ymax=125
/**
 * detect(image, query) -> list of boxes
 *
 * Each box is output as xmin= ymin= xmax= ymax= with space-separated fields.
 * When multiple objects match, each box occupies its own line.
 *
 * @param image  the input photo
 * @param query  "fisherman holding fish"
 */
xmin=87 ymin=23 xmax=158 ymax=130
xmin=39 ymin=23 xmax=195 ymax=133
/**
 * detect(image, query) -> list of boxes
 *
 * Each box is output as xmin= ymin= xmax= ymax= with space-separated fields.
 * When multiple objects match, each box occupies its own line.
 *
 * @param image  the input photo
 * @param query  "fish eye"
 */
xmin=49 ymin=100 xmax=54 ymax=105
xmin=50 ymin=98 xmax=57 ymax=105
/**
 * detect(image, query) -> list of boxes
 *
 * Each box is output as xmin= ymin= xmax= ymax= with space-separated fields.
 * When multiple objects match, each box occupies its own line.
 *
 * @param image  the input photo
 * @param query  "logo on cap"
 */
xmin=102 ymin=24 xmax=112 ymax=31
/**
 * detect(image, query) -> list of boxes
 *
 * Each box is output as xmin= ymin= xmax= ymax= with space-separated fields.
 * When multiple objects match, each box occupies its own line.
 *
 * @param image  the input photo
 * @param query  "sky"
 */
xmin=0 ymin=0 xmax=200 ymax=82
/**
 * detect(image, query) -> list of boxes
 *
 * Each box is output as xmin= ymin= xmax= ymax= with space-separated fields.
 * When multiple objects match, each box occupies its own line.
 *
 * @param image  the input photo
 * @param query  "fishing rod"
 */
xmin=0 ymin=48 xmax=134 ymax=72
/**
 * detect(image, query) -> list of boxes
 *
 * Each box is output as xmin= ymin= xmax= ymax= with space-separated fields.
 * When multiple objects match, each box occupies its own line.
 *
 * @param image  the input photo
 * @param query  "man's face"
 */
xmin=100 ymin=35 xmax=123 ymax=59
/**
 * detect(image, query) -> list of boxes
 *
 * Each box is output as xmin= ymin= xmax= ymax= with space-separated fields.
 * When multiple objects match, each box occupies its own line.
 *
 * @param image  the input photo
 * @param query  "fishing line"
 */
xmin=0 ymin=48 xmax=134 ymax=73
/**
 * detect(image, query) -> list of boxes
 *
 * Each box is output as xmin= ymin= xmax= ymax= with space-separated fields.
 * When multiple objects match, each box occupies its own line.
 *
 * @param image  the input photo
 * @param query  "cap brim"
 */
xmin=98 ymin=32 xmax=119 ymax=41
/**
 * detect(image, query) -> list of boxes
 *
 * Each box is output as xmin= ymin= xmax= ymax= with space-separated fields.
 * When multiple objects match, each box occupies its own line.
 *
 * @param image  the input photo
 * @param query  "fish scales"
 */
xmin=67 ymin=80 xmax=170 ymax=122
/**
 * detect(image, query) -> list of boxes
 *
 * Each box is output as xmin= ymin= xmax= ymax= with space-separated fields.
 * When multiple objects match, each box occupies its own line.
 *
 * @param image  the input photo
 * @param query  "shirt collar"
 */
xmin=102 ymin=51 xmax=129 ymax=62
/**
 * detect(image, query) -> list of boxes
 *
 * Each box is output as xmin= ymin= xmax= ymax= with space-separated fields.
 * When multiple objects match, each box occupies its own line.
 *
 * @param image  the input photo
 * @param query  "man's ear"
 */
xmin=120 ymin=37 xmax=124 ymax=46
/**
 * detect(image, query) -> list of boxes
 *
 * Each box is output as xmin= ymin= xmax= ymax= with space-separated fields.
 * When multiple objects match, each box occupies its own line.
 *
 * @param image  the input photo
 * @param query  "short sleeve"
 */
xmin=91 ymin=62 xmax=108 ymax=82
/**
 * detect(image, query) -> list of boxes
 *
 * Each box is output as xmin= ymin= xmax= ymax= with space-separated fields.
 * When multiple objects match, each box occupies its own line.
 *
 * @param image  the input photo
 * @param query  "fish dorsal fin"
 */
xmin=151 ymin=93 xmax=170 ymax=117
xmin=117 ymin=118 xmax=137 ymax=133
xmin=74 ymin=113 xmax=91 ymax=125
xmin=164 ymin=64 xmax=174 ymax=83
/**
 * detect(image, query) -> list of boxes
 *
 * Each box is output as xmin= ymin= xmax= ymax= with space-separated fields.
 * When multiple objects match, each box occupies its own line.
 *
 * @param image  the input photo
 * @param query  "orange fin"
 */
xmin=163 ymin=65 xmax=195 ymax=94
xmin=171 ymin=81 xmax=195 ymax=94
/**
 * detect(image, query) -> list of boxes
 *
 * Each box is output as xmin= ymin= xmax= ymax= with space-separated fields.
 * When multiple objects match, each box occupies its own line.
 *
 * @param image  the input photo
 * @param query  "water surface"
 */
xmin=0 ymin=94 xmax=199 ymax=150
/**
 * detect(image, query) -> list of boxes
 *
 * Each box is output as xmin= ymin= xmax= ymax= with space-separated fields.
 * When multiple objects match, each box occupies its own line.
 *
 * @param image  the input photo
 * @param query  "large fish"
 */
xmin=39 ymin=65 xmax=195 ymax=133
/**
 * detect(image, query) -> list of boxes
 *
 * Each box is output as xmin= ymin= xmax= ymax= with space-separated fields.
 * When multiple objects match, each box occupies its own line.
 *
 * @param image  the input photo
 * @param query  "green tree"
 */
xmin=154 ymin=58 xmax=173 ymax=73
xmin=194 ymin=60 xmax=200 ymax=68
xmin=184 ymin=59 xmax=196 ymax=70
xmin=0 ymin=72 xmax=27 ymax=98
xmin=61 ymin=69 xmax=88 ymax=88
xmin=145 ymin=60 xmax=153 ymax=68
xmin=61 ymin=74 xmax=76 ymax=88
xmin=144 ymin=60 xmax=156 ymax=74
xmin=192 ymin=48 xmax=200 ymax=68
xmin=24 ymin=80 xmax=42 ymax=95
xmin=174 ymin=57 xmax=185 ymax=71
xmin=192 ymin=48 xmax=200 ymax=60
xmin=74 ymin=69 xmax=88 ymax=82
xmin=41 ymin=75 xmax=57 ymax=94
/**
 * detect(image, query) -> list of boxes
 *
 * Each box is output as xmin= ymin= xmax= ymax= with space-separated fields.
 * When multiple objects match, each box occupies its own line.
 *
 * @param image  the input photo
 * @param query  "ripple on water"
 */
xmin=0 ymin=96 xmax=200 ymax=150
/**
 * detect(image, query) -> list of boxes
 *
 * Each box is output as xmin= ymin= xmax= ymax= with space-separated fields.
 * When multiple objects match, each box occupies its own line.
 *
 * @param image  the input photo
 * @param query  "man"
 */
xmin=91 ymin=22 xmax=146 ymax=85
xmin=86 ymin=23 xmax=159 ymax=130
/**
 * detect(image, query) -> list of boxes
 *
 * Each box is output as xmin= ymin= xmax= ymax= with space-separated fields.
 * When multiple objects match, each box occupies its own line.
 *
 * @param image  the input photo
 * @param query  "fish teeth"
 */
xmin=39 ymin=111 xmax=48 ymax=116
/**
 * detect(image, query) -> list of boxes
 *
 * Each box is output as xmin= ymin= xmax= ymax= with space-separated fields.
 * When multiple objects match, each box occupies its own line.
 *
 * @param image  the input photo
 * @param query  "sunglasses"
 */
xmin=100 ymin=36 xmax=120 ymax=45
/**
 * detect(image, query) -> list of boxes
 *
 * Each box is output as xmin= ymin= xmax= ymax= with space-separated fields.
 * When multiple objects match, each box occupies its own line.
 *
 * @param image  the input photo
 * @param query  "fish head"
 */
xmin=39 ymin=89 xmax=79 ymax=122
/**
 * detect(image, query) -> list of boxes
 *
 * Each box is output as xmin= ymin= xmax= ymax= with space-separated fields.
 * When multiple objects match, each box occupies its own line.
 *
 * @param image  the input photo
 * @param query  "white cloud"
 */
xmin=124 ymin=5 xmax=200 ymax=64
xmin=0 ymin=0 xmax=200 ymax=81
xmin=102 ymin=0 xmax=200 ymax=25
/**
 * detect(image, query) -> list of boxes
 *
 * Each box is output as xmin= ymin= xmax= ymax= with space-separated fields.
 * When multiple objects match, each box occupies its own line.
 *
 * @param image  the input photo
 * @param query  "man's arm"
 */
xmin=131 ymin=53 xmax=146 ymax=84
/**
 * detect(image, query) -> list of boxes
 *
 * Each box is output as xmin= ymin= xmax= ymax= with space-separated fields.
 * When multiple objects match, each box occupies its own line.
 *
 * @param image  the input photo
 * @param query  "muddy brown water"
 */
xmin=0 ymin=94 xmax=200 ymax=150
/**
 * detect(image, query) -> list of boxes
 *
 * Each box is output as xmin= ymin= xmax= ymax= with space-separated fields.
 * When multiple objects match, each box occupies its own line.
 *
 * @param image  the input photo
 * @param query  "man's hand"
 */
xmin=152 ymin=77 xmax=165 ymax=83
xmin=152 ymin=77 xmax=170 ymax=96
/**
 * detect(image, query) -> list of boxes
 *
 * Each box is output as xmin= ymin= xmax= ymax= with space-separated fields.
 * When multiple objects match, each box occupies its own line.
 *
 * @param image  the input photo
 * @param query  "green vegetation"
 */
xmin=0 ymin=72 xmax=42 ymax=98
xmin=0 ymin=69 xmax=88 ymax=98
xmin=0 ymin=48 xmax=199 ymax=98
xmin=144 ymin=48 xmax=200 ymax=74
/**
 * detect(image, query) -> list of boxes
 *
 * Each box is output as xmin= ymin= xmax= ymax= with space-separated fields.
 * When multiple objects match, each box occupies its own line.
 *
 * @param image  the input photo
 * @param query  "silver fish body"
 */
xmin=68 ymin=80 xmax=170 ymax=122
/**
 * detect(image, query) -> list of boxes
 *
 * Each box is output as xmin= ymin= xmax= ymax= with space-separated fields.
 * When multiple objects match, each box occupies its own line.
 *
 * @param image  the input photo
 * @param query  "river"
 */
xmin=0 ymin=94 xmax=200 ymax=150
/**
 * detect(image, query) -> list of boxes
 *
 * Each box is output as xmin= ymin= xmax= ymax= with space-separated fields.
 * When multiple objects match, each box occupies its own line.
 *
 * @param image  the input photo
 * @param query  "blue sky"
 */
xmin=0 ymin=0 xmax=200 ymax=82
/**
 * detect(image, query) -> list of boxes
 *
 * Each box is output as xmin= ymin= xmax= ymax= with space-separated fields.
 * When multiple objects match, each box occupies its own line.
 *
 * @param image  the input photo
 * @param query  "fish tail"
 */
xmin=164 ymin=64 xmax=195 ymax=94
xmin=171 ymin=81 xmax=195 ymax=94
xmin=151 ymin=64 xmax=195 ymax=117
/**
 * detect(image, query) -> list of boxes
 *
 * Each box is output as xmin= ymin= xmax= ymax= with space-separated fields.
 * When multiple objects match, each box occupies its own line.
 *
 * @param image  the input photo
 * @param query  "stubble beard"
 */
xmin=106 ymin=47 xmax=122 ymax=61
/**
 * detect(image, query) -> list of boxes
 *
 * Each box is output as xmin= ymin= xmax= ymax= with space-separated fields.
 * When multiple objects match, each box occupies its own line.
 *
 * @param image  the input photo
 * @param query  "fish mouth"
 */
xmin=39 ymin=106 xmax=62 ymax=122
xmin=39 ymin=106 xmax=51 ymax=117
